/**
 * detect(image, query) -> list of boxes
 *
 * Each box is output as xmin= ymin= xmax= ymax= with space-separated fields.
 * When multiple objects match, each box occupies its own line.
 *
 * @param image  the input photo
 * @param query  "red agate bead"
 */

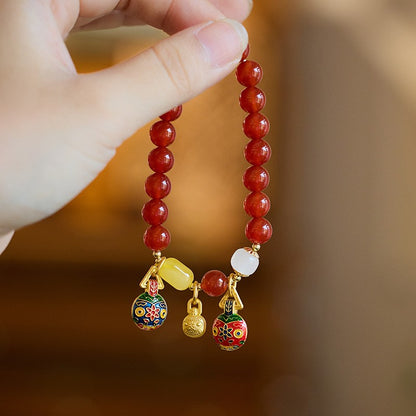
xmin=201 ymin=270 xmax=228 ymax=297
xmin=239 ymin=87 xmax=266 ymax=113
xmin=144 ymin=225 xmax=171 ymax=251
xmin=160 ymin=105 xmax=182 ymax=121
xmin=243 ymin=113 xmax=270 ymax=139
xmin=245 ymin=217 xmax=273 ymax=244
xmin=150 ymin=121 xmax=176 ymax=147
xmin=241 ymin=44 xmax=250 ymax=62
xmin=245 ymin=139 xmax=271 ymax=165
xmin=236 ymin=61 xmax=263 ymax=87
xmin=243 ymin=166 xmax=270 ymax=191
xmin=141 ymin=199 xmax=168 ymax=225
xmin=244 ymin=192 xmax=271 ymax=217
xmin=148 ymin=147 xmax=174 ymax=173
xmin=145 ymin=173 xmax=171 ymax=199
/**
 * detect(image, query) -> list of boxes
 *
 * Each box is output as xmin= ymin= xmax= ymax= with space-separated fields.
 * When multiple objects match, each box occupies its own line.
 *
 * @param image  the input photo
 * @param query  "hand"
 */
xmin=0 ymin=0 xmax=250 ymax=236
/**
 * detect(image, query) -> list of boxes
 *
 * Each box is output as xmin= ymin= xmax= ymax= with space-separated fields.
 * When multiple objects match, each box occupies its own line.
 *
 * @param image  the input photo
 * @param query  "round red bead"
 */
xmin=144 ymin=225 xmax=171 ymax=251
xmin=150 ymin=121 xmax=176 ymax=147
xmin=148 ymin=147 xmax=174 ymax=173
xmin=236 ymin=61 xmax=263 ymax=87
xmin=243 ymin=166 xmax=270 ymax=191
xmin=239 ymin=87 xmax=266 ymax=113
xmin=241 ymin=44 xmax=250 ymax=62
xmin=141 ymin=199 xmax=168 ymax=225
xmin=245 ymin=139 xmax=271 ymax=165
xmin=244 ymin=192 xmax=271 ymax=217
xmin=159 ymin=105 xmax=182 ymax=121
xmin=201 ymin=270 xmax=228 ymax=297
xmin=243 ymin=113 xmax=270 ymax=139
xmin=145 ymin=173 xmax=171 ymax=199
xmin=245 ymin=217 xmax=273 ymax=244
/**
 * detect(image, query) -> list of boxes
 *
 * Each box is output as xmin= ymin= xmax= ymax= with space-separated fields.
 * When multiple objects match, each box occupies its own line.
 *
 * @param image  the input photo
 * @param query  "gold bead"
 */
xmin=251 ymin=243 xmax=261 ymax=252
xmin=182 ymin=313 xmax=206 ymax=338
xmin=182 ymin=298 xmax=206 ymax=338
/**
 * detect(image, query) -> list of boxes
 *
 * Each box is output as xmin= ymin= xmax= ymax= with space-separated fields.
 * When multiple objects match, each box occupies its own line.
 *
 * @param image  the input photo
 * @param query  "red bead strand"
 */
xmin=237 ymin=50 xmax=273 ymax=245
xmin=143 ymin=105 xmax=182 ymax=251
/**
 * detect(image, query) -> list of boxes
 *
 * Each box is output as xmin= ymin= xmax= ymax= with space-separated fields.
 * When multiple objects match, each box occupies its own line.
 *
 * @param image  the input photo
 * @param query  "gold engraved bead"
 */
xmin=182 ymin=299 xmax=206 ymax=338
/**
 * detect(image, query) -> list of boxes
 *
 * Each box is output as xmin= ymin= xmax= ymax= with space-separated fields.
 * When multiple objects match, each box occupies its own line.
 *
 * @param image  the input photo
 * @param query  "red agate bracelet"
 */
xmin=131 ymin=45 xmax=272 ymax=351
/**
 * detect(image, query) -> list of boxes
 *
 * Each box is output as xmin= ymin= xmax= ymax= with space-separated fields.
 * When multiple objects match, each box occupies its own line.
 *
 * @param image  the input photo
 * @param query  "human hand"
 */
xmin=0 ymin=0 xmax=250 ymax=239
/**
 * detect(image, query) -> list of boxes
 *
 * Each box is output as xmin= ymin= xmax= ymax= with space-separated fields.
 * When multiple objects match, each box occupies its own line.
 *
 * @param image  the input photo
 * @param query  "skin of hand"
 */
xmin=0 ymin=0 xmax=250 ymax=244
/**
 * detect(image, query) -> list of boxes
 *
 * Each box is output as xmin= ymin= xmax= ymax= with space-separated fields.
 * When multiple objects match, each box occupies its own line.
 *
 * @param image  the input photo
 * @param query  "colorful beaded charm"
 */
xmin=132 ymin=275 xmax=167 ymax=330
xmin=213 ymin=299 xmax=248 ymax=351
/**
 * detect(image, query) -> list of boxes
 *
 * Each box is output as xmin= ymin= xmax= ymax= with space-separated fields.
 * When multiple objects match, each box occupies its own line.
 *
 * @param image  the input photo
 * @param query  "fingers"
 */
xmin=74 ymin=19 xmax=248 ymax=149
xmin=67 ymin=0 xmax=252 ymax=35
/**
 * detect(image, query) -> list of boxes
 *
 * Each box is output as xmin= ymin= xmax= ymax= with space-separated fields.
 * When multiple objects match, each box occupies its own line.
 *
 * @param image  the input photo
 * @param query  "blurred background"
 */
xmin=1 ymin=0 xmax=416 ymax=415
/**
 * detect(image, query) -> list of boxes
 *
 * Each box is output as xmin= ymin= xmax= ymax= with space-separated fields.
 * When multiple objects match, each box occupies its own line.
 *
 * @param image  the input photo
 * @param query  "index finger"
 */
xmin=57 ymin=0 xmax=252 ymax=35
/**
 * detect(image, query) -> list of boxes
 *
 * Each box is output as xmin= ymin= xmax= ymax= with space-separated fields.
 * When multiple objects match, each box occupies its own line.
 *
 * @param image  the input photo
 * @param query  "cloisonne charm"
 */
xmin=132 ymin=251 xmax=194 ymax=330
xmin=131 ymin=257 xmax=167 ymax=330
xmin=212 ymin=246 xmax=259 ymax=350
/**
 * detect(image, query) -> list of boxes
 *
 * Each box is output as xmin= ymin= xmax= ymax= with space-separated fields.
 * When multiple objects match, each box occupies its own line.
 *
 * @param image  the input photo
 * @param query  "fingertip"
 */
xmin=209 ymin=0 xmax=253 ymax=22
xmin=195 ymin=19 xmax=248 ymax=68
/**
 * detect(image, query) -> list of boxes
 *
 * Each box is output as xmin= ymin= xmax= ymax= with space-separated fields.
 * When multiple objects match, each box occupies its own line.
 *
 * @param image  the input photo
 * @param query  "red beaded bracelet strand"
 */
xmin=131 ymin=45 xmax=272 ymax=351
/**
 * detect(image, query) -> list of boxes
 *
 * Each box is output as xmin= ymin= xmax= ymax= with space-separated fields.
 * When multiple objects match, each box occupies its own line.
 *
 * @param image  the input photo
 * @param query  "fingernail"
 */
xmin=195 ymin=19 xmax=248 ymax=68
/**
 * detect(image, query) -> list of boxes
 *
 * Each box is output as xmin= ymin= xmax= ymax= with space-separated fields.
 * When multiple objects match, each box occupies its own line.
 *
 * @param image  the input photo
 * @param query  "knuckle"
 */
xmin=151 ymin=43 xmax=193 ymax=96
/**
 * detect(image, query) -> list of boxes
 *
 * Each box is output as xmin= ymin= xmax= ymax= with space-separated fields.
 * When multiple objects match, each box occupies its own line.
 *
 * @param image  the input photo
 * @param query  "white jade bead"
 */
xmin=230 ymin=248 xmax=259 ymax=276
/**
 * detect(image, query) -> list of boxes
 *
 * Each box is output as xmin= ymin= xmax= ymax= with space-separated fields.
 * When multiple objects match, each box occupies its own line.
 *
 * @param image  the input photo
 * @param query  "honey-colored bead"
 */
xmin=158 ymin=258 xmax=194 ymax=290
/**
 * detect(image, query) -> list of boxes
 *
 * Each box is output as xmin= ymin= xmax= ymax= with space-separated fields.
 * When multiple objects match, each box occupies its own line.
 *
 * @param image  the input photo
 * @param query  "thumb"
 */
xmin=76 ymin=18 xmax=248 ymax=147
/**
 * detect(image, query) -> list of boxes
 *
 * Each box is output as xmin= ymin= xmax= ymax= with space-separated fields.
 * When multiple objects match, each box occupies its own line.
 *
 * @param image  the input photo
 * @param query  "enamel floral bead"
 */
xmin=212 ymin=299 xmax=248 ymax=351
xmin=132 ymin=279 xmax=167 ymax=331
xmin=230 ymin=247 xmax=259 ymax=276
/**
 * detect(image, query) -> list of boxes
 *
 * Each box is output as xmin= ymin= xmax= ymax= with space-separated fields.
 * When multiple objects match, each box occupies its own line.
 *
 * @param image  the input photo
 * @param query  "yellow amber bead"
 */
xmin=158 ymin=258 xmax=194 ymax=290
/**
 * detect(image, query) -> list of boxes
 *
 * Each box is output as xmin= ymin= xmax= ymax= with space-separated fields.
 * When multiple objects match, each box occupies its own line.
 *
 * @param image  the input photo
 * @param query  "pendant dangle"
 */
xmin=182 ymin=282 xmax=206 ymax=338
xmin=131 ymin=251 xmax=167 ymax=331
xmin=213 ymin=273 xmax=248 ymax=351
